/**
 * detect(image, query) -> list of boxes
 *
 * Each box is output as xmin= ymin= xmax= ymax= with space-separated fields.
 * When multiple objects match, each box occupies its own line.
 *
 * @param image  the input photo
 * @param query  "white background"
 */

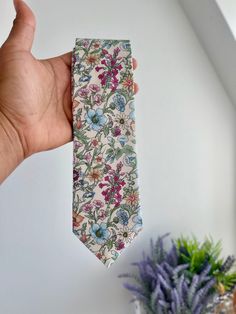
xmin=0 ymin=1 xmax=235 ymax=314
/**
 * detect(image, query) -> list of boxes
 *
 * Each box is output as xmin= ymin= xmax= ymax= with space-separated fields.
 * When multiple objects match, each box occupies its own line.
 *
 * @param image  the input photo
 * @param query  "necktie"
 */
xmin=72 ymin=38 xmax=142 ymax=268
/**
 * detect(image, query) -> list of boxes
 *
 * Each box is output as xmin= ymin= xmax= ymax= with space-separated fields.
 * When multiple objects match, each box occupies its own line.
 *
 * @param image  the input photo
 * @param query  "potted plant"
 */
xmin=119 ymin=234 xmax=236 ymax=314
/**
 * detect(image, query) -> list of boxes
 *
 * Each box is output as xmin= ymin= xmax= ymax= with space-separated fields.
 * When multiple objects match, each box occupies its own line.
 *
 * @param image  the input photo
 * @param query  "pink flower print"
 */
xmin=89 ymin=84 xmax=100 ymax=93
xmin=99 ymin=163 xmax=126 ymax=207
xmin=94 ymin=94 xmax=102 ymax=106
xmin=117 ymin=161 xmax=123 ymax=172
xmin=78 ymin=88 xmax=89 ymax=98
xmin=96 ymin=155 xmax=103 ymax=163
xmin=112 ymin=126 xmax=121 ymax=137
xmin=73 ymin=168 xmax=81 ymax=181
xmin=92 ymin=40 xmax=101 ymax=49
xmin=76 ymin=119 xmax=82 ymax=129
xmin=82 ymin=39 xmax=89 ymax=48
xmin=72 ymin=100 xmax=80 ymax=109
xmin=91 ymin=138 xmax=99 ymax=146
xmin=104 ymin=175 xmax=109 ymax=182
xmin=96 ymin=252 xmax=102 ymax=260
xmin=82 ymin=203 xmax=93 ymax=212
xmin=101 ymin=49 xmax=108 ymax=55
xmin=74 ymin=141 xmax=83 ymax=150
xmin=73 ymin=212 xmax=84 ymax=229
xmin=95 ymin=47 xmax=123 ymax=92
xmin=116 ymin=239 xmax=125 ymax=251
xmin=98 ymin=209 xmax=106 ymax=221
xmin=104 ymin=164 xmax=112 ymax=172
xmin=80 ymin=233 xmax=87 ymax=243
xmin=84 ymin=152 xmax=92 ymax=162
xmin=93 ymin=199 xmax=104 ymax=208
xmin=114 ymin=47 xmax=121 ymax=55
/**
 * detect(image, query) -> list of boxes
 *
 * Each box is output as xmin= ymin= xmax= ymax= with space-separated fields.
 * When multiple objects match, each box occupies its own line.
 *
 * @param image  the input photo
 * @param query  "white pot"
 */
xmin=134 ymin=292 xmax=236 ymax=314
xmin=134 ymin=300 xmax=146 ymax=314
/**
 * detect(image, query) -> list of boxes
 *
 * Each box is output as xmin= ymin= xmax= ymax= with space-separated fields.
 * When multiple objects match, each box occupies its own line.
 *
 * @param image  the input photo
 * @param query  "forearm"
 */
xmin=0 ymin=111 xmax=24 ymax=184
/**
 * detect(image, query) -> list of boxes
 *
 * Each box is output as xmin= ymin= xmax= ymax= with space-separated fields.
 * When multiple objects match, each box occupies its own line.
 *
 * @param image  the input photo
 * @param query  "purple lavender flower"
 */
xmin=120 ymin=234 xmax=218 ymax=314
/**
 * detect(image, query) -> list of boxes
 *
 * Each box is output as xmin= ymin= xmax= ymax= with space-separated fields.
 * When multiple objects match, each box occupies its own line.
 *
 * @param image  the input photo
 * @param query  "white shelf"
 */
xmin=216 ymin=0 xmax=236 ymax=40
xmin=179 ymin=0 xmax=236 ymax=107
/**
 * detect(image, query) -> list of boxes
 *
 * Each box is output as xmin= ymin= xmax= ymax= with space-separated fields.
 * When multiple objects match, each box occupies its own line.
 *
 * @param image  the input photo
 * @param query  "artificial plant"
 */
xmin=176 ymin=235 xmax=236 ymax=293
xmin=120 ymin=233 xmax=236 ymax=314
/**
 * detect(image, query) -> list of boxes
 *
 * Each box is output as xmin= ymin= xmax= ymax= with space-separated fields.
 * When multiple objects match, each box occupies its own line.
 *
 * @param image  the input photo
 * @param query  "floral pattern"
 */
xmin=72 ymin=39 xmax=142 ymax=267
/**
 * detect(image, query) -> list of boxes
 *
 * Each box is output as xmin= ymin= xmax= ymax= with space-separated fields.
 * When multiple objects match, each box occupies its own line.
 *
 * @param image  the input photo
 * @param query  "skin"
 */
xmin=0 ymin=0 xmax=138 ymax=183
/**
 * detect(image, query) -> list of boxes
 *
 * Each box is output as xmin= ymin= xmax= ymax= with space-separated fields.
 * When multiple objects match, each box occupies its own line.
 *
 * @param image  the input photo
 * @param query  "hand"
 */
xmin=0 ymin=0 xmax=138 ymax=183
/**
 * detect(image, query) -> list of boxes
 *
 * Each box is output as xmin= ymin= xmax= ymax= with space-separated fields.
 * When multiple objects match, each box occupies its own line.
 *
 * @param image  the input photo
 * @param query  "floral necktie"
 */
xmin=72 ymin=38 xmax=142 ymax=268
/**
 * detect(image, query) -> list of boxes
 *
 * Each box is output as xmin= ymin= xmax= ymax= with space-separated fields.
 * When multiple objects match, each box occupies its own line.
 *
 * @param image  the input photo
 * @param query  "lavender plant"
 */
xmin=119 ymin=234 xmax=219 ymax=314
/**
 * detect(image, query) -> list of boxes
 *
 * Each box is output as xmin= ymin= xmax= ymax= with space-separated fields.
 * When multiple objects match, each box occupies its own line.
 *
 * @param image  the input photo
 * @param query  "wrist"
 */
xmin=0 ymin=110 xmax=25 ymax=183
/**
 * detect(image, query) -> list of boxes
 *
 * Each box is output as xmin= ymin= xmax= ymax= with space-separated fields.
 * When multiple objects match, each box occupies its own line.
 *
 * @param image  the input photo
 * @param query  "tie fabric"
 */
xmin=72 ymin=38 xmax=142 ymax=268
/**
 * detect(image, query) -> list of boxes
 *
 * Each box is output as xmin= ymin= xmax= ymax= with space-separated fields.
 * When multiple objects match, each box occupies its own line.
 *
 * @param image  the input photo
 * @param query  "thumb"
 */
xmin=3 ymin=0 xmax=36 ymax=51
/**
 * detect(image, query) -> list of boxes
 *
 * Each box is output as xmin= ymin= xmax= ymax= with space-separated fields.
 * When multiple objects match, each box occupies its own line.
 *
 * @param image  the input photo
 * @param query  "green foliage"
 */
xmin=176 ymin=235 xmax=236 ymax=292
xmin=120 ymin=234 xmax=236 ymax=314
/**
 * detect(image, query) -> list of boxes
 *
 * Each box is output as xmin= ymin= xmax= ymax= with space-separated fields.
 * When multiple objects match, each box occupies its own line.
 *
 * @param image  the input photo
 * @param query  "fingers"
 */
xmin=132 ymin=58 xmax=138 ymax=70
xmin=2 ymin=0 xmax=36 ymax=51
xmin=59 ymin=51 xmax=72 ymax=67
xmin=50 ymin=51 xmax=72 ymax=68
xmin=134 ymin=82 xmax=139 ymax=94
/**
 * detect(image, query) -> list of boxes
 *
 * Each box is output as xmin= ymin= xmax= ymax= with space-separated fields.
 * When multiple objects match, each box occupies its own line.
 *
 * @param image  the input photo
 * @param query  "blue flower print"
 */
xmin=76 ymin=63 xmax=85 ymax=72
xmin=117 ymin=209 xmax=129 ymax=225
xmin=120 ymin=41 xmax=131 ymax=51
xmin=79 ymin=74 xmax=91 ymax=82
xmin=90 ymin=223 xmax=110 ymax=245
xmin=124 ymin=153 xmax=137 ymax=167
xmin=113 ymin=94 xmax=126 ymax=112
xmin=111 ymin=250 xmax=119 ymax=260
xmin=102 ymin=40 xmax=112 ymax=49
xmin=86 ymin=108 xmax=107 ymax=131
xmin=83 ymin=191 xmax=95 ymax=199
xmin=118 ymin=135 xmax=128 ymax=147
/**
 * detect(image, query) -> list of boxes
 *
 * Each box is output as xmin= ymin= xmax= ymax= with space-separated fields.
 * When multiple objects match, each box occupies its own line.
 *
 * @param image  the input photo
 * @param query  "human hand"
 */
xmin=0 ymin=0 xmax=138 ymax=183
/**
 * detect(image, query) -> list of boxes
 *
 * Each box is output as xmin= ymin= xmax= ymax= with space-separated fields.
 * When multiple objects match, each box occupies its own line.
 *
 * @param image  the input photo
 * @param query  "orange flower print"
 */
xmin=96 ymin=252 xmax=102 ymax=260
xmin=73 ymin=211 xmax=84 ymax=228
xmin=88 ymin=168 xmax=102 ymax=182
xmin=73 ymin=100 xmax=80 ymax=109
xmin=91 ymin=138 xmax=99 ymax=146
xmin=86 ymin=53 xmax=100 ymax=66
xmin=125 ymin=191 xmax=139 ymax=206
xmin=72 ymin=99 xmax=80 ymax=113
xmin=96 ymin=155 xmax=103 ymax=163
xmin=76 ymin=118 xmax=82 ymax=129
xmin=92 ymin=40 xmax=101 ymax=50
xmin=80 ymin=233 xmax=87 ymax=243
xmin=122 ymin=74 xmax=133 ymax=91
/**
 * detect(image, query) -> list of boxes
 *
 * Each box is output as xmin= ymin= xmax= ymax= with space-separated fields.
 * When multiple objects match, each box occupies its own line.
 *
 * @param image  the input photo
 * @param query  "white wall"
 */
xmin=0 ymin=1 xmax=235 ymax=314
